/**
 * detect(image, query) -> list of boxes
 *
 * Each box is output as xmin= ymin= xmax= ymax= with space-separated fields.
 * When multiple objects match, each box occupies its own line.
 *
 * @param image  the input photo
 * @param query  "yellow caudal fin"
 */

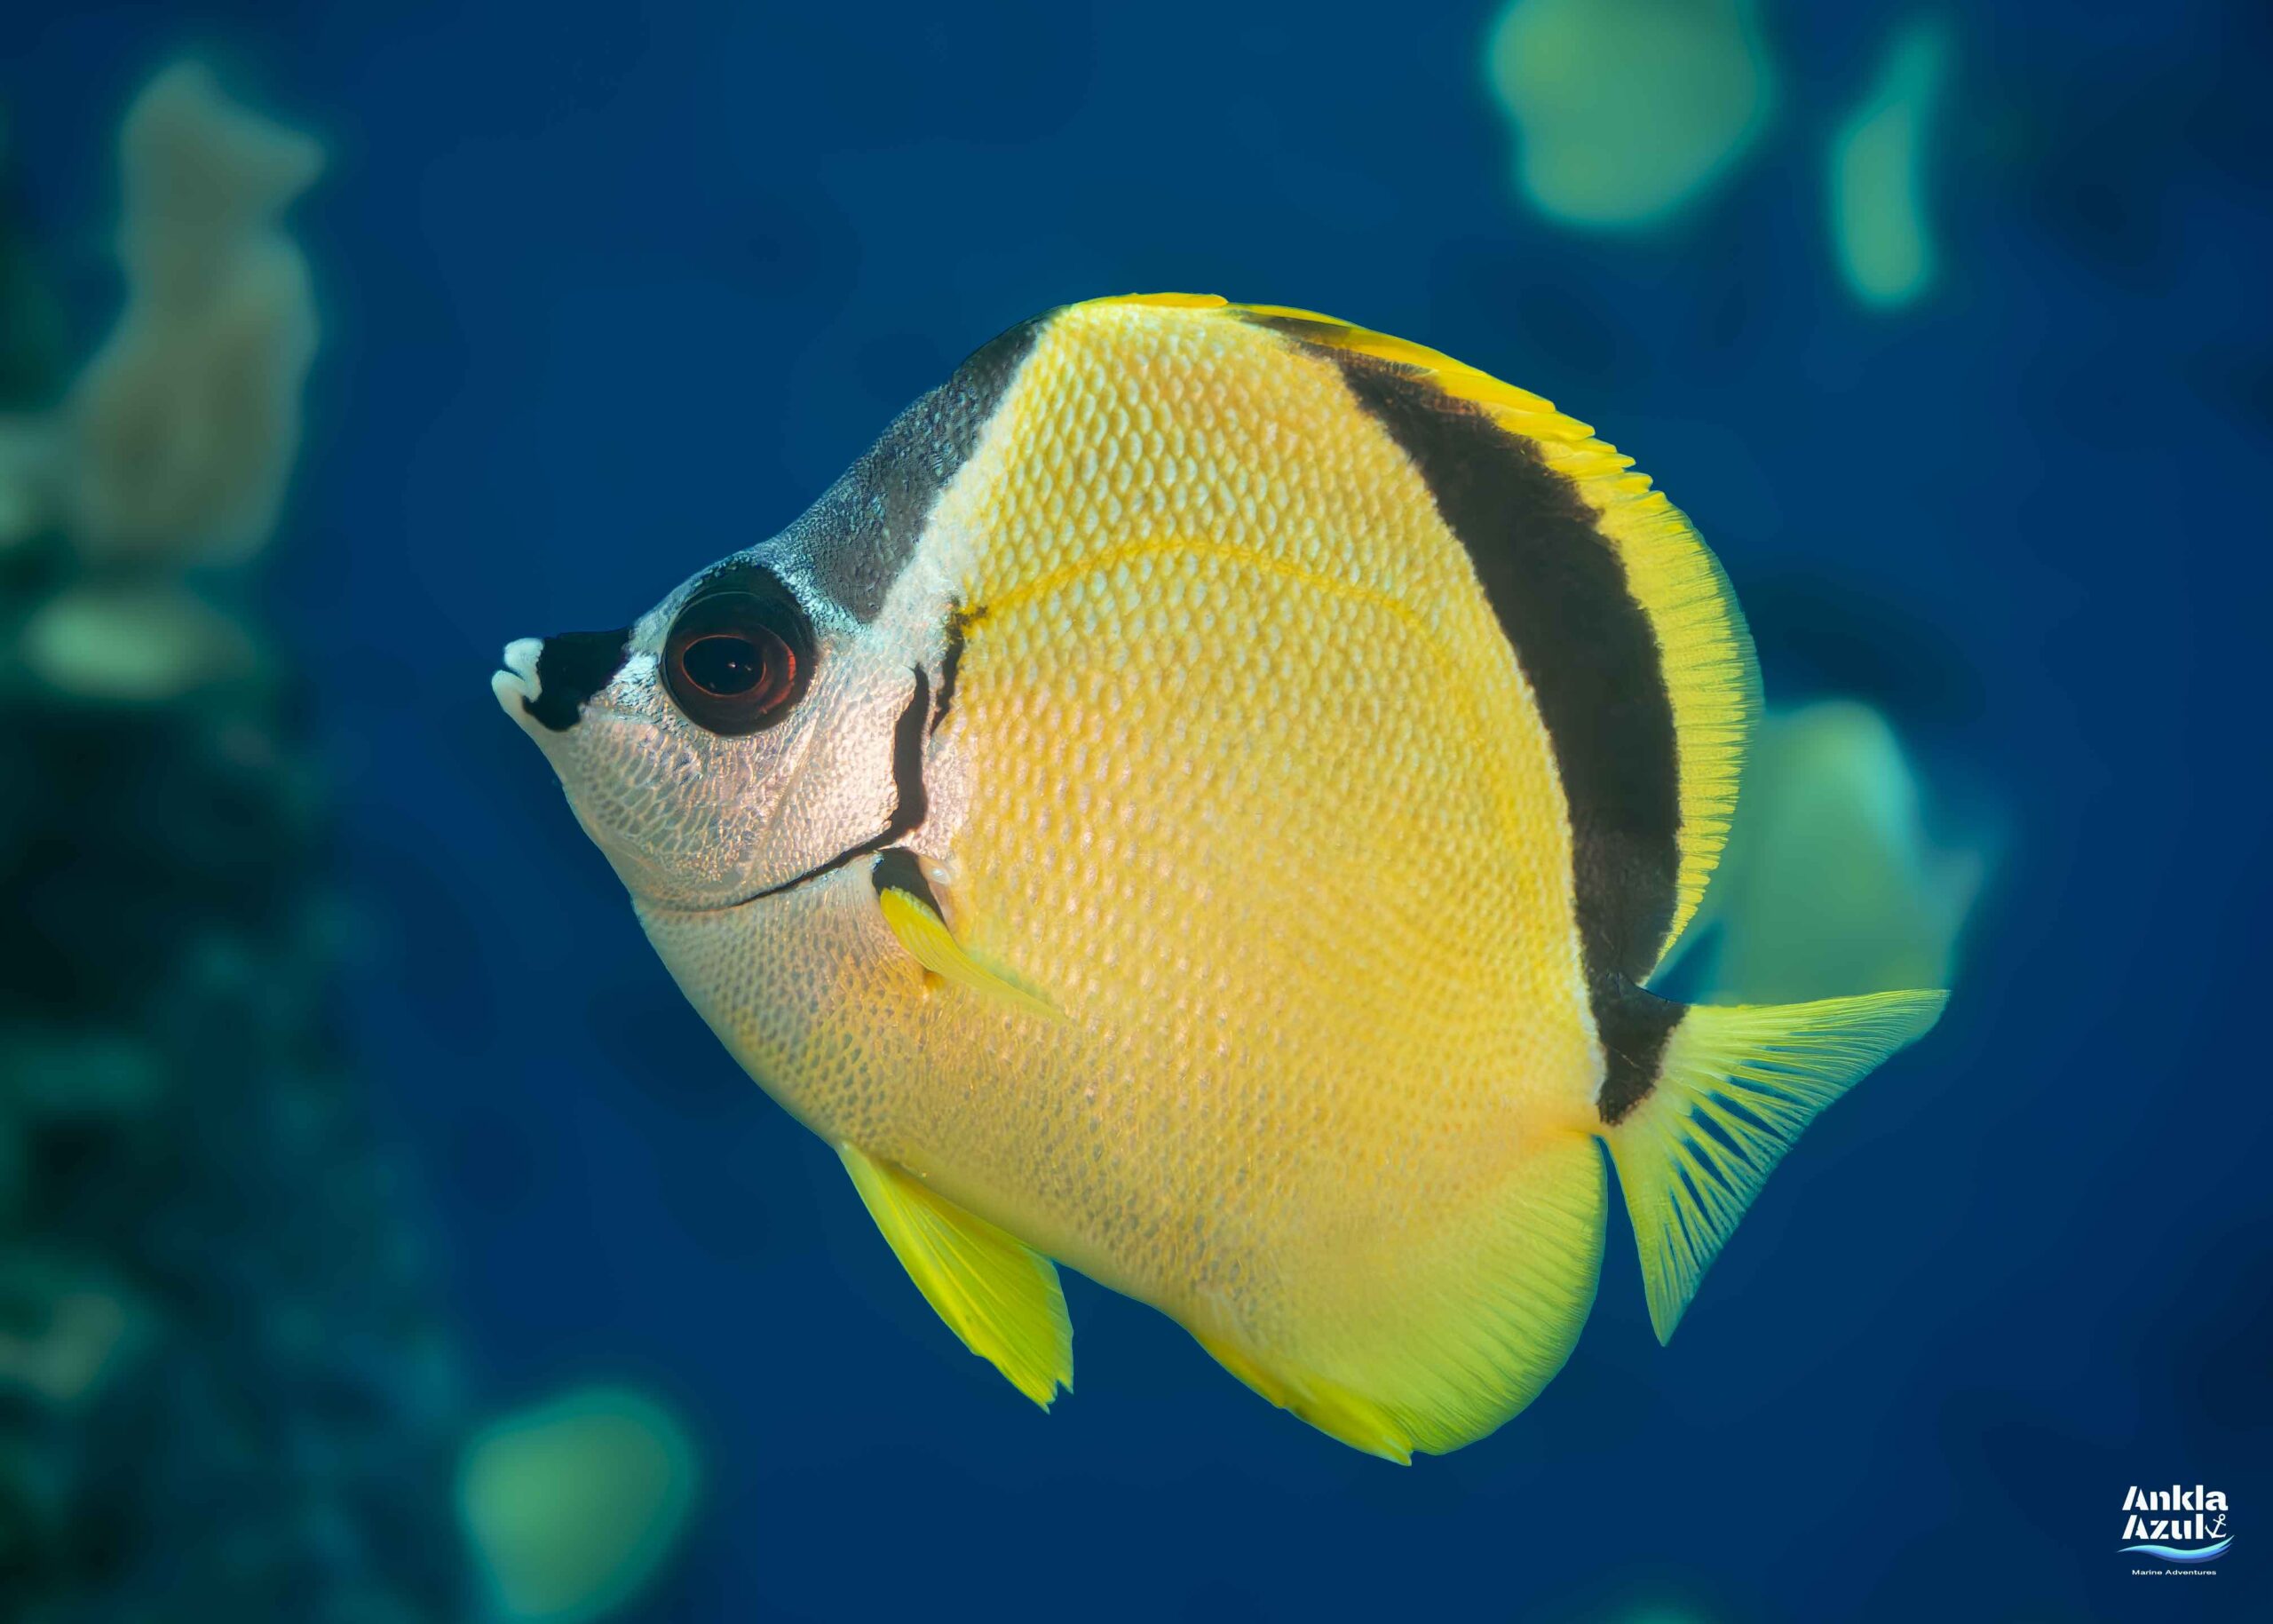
xmin=1603 ymin=988 xmax=1948 ymax=1343
xmin=874 ymin=852 xmax=1061 ymax=1022
xmin=837 ymin=1144 xmax=1073 ymax=1407
xmin=1191 ymin=1129 xmax=1608 ymax=1462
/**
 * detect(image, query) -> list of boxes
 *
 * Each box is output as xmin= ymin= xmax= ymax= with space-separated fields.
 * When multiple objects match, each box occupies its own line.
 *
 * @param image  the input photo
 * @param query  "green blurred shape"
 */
xmin=1827 ymin=17 xmax=1952 ymax=309
xmin=0 ymin=1283 xmax=139 ymax=1406
xmin=1485 ymin=0 xmax=1778 ymax=230
xmin=1699 ymin=701 xmax=1980 ymax=1005
xmin=458 ymin=1385 xmax=700 ymax=1624
xmin=18 ymin=580 xmax=257 ymax=701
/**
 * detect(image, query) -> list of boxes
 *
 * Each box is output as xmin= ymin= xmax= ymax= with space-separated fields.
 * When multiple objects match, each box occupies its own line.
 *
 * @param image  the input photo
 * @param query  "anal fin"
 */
xmin=837 ymin=1143 xmax=1073 ymax=1408
xmin=1193 ymin=1334 xmax=1415 ymax=1465
xmin=1192 ymin=1129 xmax=1608 ymax=1462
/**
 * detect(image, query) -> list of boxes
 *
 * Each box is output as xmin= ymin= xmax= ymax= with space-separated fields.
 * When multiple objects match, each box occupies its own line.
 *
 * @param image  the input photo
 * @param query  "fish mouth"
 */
xmin=491 ymin=637 xmax=545 ymax=725
xmin=493 ymin=637 xmax=646 ymax=733
xmin=492 ymin=630 xmax=636 ymax=733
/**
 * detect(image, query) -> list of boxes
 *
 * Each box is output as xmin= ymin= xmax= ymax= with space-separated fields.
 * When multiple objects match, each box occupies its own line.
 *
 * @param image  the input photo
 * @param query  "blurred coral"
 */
xmin=1686 ymin=701 xmax=1984 ymax=1007
xmin=0 ymin=60 xmax=703 ymax=1624
xmin=1828 ymin=17 xmax=1952 ymax=310
xmin=20 ymin=579 xmax=257 ymax=701
xmin=1483 ymin=1 xmax=1955 ymax=317
xmin=0 ymin=62 xmax=468 ymax=1623
xmin=1485 ymin=0 xmax=1778 ymax=230
xmin=457 ymin=1387 xmax=700 ymax=1624
xmin=0 ymin=62 xmax=320 ymax=565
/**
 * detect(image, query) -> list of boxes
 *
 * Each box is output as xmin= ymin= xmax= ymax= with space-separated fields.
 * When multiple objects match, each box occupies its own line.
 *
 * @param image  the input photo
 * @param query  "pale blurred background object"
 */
xmin=0 ymin=59 xmax=697 ymax=1624
xmin=64 ymin=61 xmax=320 ymax=566
xmin=1485 ymin=0 xmax=1778 ymax=231
xmin=457 ymin=1387 xmax=700 ymax=1624
xmin=1689 ymin=701 xmax=1984 ymax=1006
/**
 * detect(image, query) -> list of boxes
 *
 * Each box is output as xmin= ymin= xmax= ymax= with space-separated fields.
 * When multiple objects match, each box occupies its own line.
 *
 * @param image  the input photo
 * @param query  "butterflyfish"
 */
xmin=495 ymin=294 xmax=1947 ymax=1461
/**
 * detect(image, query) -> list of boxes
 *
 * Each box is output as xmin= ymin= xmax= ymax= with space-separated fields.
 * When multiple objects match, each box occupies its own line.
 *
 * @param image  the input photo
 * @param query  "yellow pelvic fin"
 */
xmin=1081 ymin=293 xmax=1761 ymax=964
xmin=837 ymin=1143 xmax=1073 ymax=1408
xmin=1193 ymin=1131 xmax=1607 ymax=1462
xmin=1604 ymin=987 xmax=1948 ymax=1343
xmin=874 ymin=860 xmax=1061 ymax=1023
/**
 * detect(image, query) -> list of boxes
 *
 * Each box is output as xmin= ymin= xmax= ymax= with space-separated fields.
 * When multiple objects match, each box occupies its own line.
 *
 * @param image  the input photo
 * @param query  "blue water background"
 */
xmin=8 ymin=3 xmax=2269 ymax=1619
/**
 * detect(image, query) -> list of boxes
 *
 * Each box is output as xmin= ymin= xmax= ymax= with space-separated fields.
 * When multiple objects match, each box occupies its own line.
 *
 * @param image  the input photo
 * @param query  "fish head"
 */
xmin=494 ymin=545 xmax=929 ymax=914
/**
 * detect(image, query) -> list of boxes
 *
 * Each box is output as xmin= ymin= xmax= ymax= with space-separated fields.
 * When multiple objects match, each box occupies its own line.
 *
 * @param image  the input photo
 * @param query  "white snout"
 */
xmin=492 ymin=636 xmax=544 ymax=725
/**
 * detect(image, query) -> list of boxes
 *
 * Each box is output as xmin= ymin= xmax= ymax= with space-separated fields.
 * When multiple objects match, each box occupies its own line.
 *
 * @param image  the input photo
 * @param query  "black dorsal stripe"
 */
xmin=1596 ymin=980 xmax=1683 ymax=1126
xmin=1321 ymin=349 xmax=1682 ymax=984
xmin=1262 ymin=321 xmax=1686 ymax=1113
xmin=794 ymin=317 xmax=1044 ymax=622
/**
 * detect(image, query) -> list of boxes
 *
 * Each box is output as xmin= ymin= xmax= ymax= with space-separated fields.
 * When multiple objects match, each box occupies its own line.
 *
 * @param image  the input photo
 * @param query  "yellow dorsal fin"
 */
xmin=875 ymin=857 xmax=1062 ymax=1022
xmin=1082 ymin=295 xmax=1762 ymax=966
xmin=837 ymin=1143 xmax=1073 ymax=1407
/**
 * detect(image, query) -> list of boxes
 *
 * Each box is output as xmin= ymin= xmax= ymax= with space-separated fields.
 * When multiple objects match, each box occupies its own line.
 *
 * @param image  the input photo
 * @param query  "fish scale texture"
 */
xmin=661 ymin=302 xmax=1614 ymax=1452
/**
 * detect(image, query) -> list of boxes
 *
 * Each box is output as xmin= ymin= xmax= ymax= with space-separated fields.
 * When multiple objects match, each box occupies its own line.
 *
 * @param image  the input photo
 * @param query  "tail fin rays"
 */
xmin=1603 ymin=988 xmax=1948 ymax=1343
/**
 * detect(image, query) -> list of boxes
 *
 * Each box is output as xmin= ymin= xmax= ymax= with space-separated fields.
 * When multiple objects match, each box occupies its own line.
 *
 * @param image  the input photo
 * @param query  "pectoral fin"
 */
xmin=837 ymin=1143 xmax=1073 ymax=1408
xmin=872 ymin=849 xmax=1060 ymax=1021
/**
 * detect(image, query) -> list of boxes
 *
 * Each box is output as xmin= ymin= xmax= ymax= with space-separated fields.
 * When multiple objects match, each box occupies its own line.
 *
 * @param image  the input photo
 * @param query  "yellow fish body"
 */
xmin=495 ymin=295 xmax=1944 ymax=1461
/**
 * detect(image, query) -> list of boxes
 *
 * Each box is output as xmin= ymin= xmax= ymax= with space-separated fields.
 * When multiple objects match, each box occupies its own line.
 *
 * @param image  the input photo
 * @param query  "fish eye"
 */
xmin=661 ymin=575 xmax=814 ymax=736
